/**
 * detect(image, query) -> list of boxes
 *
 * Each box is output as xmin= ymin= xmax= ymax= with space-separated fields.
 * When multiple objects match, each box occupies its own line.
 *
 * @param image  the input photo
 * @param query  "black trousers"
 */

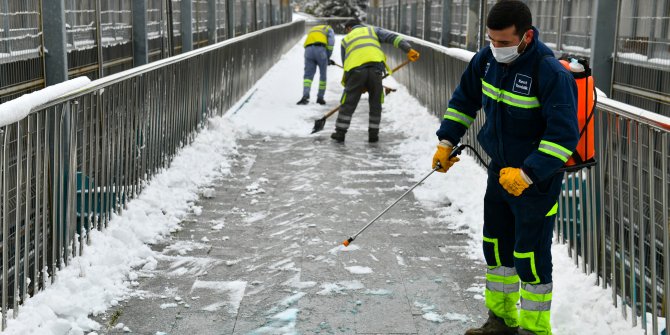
xmin=335 ymin=66 xmax=384 ymax=134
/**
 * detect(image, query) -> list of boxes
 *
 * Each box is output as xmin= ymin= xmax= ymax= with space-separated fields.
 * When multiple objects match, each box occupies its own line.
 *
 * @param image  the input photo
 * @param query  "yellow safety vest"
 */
xmin=341 ymin=26 xmax=387 ymax=72
xmin=304 ymin=25 xmax=331 ymax=47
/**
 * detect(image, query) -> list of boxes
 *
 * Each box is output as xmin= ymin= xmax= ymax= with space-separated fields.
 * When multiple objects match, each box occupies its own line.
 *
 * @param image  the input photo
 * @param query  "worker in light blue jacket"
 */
xmin=297 ymin=24 xmax=336 ymax=105
xmin=431 ymin=1 xmax=579 ymax=334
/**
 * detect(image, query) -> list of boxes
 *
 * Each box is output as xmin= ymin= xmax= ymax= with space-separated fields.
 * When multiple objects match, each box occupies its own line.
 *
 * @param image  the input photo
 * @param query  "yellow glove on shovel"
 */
xmin=432 ymin=141 xmax=460 ymax=173
xmin=499 ymin=167 xmax=531 ymax=196
xmin=408 ymin=49 xmax=420 ymax=62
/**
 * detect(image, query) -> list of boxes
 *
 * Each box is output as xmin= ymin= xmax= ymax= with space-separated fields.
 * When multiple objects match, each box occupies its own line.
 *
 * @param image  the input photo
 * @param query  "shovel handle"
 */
xmin=322 ymin=105 xmax=341 ymax=119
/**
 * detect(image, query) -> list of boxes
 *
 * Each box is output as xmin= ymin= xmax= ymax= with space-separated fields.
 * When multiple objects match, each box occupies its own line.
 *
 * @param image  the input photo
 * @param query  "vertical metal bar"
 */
xmin=570 ymin=172 xmax=578 ymax=265
xmin=34 ymin=114 xmax=42 ymax=293
xmin=2 ymin=127 xmax=8 ymax=330
xmin=556 ymin=0 xmax=564 ymax=51
xmin=92 ymin=92 xmax=100 ymax=232
xmin=13 ymin=123 xmax=22 ymax=317
xmin=56 ymin=109 xmax=64 ymax=270
xmin=42 ymin=113 xmax=49 ymax=286
xmin=637 ymin=123 xmax=646 ymax=331
xmin=617 ymin=117 xmax=626 ymax=319
xmin=181 ymin=0 xmax=193 ymax=52
xmin=579 ymin=169 xmax=586 ymax=273
xmin=599 ymin=109 xmax=608 ymax=288
xmin=24 ymin=119 xmax=33 ymax=303
xmin=649 ymin=129 xmax=658 ymax=335
xmin=208 ymin=0 xmax=217 ymax=44
xmin=65 ymin=108 xmax=76 ymax=263
xmin=627 ymin=120 xmax=636 ymax=326
xmin=584 ymin=168 xmax=592 ymax=273
xmin=95 ymin=0 xmax=104 ymax=78
xmin=41 ymin=0 xmax=68 ymax=85
xmin=609 ymin=0 xmax=622 ymax=98
xmin=132 ymin=0 xmax=149 ymax=66
xmin=607 ymin=115 xmax=621 ymax=307
xmin=662 ymin=132 xmax=669 ymax=335
xmin=80 ymin=95 xmax=88 ymax=249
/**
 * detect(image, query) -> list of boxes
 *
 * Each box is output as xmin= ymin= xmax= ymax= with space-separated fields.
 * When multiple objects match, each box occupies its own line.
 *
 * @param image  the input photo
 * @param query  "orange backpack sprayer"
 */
xmin=558 ymin=56 xmax=597 ymax=171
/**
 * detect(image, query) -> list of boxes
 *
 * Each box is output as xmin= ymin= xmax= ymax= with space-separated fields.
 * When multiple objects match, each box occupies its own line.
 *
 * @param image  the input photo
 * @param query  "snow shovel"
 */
xmin=342 ymin=144 xmax=465 ymax=247
xmin=310 ymin=60 xmax=411 ymax=134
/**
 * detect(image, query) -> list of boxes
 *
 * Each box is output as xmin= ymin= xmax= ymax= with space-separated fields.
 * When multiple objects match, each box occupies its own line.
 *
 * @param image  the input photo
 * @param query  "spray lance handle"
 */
xmin=341 ymin=145 xmax=466 ymax=247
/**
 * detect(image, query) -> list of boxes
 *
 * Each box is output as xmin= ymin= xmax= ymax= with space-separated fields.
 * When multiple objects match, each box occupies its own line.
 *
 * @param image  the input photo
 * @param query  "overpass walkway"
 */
xmin=88 ymin=38 xmax=485 ymax=335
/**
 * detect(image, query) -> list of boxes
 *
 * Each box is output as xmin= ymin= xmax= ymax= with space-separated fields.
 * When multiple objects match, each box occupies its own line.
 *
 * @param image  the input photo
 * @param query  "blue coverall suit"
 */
xmin=436 ymin=27 xmax=579 ymax=334
xmin=303 ymin=26 xmax=335 ymax=100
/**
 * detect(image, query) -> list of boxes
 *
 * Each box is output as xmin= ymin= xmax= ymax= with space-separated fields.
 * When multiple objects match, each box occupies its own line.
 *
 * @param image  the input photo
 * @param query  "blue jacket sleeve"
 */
xmin=327 ymin=28 xmax=335 ymax=58
xmin=522 ymin=59 xmax=580 ymax=183
xmin=435 ymin=51 xmax=484 ymax=145
xmin=374 ymin=27 xmax=412 ymax=52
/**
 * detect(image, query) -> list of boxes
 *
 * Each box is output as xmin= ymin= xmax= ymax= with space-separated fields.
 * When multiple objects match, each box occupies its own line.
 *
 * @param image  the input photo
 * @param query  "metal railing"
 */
xmin=367 ymin=0 xmax=670 ymax=119
xmin=382 ymin=33 xmax=670 ymax=334
xmin=0 ymin=20 xmax=304 ymax=330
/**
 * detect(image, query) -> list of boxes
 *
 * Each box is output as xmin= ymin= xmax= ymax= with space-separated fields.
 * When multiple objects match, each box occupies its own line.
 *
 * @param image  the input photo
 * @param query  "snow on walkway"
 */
xmin=1 ymin=34 xmax=650 ymax=335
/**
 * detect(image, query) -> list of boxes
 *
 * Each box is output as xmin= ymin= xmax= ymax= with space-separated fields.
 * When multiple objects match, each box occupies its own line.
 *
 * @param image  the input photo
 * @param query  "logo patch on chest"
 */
xmin=512 ymin=74 xmax=532 ymax=96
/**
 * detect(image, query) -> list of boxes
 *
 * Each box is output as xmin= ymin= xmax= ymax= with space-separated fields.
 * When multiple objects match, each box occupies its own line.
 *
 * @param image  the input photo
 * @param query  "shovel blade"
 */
xmin=311 ymin=117 xmax=326 ymax=134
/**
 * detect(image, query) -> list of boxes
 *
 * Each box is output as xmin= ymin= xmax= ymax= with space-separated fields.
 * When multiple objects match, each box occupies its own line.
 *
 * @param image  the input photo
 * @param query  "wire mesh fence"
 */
xmin=0 ymin=0 xmax=293 ymax=102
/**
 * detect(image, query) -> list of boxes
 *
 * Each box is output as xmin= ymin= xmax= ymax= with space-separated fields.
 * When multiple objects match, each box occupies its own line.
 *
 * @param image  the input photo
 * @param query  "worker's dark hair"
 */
xmin=486 ymin=0 xmax=532 ymax=38
xmin=344 ymin=19 xmax=362 ymax=29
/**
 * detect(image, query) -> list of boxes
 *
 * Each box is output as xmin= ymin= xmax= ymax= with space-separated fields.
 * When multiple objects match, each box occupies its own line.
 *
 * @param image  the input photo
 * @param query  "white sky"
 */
xmin=1 ymin=35 xmax=660 ymax=335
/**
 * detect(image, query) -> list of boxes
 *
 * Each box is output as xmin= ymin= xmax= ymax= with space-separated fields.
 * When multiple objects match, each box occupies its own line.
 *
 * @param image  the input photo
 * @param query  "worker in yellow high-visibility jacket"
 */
xmin=331 ymin=19 xmax=419 ymax=143
xmin=297 ymin=24 xmax=335 ymax=106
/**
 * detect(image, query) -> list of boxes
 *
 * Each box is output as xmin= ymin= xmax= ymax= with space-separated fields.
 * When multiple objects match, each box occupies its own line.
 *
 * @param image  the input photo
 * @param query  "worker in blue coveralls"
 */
xmin=431 ymin=1 xmax=579 ymax=334
xmin=297 ymin=24 xmax=336 ymax=105
xmin=330 ymin=19 xmax=419 ymax=143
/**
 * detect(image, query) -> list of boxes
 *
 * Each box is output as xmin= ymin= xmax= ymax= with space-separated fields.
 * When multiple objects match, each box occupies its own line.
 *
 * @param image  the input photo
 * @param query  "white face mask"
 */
xmin=490 ymin=33 xmax=527 ymax=64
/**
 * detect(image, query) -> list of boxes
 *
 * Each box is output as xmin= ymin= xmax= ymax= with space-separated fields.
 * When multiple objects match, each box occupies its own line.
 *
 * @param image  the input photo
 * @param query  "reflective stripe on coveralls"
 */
xmin=519 ymin=282 xmax=553 ymax=335
xmin=485 ymin=265 xmax=520 ymax=328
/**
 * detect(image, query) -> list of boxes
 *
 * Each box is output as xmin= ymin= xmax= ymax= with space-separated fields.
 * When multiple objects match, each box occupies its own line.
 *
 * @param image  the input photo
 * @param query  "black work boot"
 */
xmin=330 ymin=129 xmax=346 ymax=143
xmin=316 ymin=97 xmax=326 ymax=105
xmin=368 ymin=130 xmax=379 ymax=143
xmin=464 ymin=311 xmax=518 ymax=335
xmin=296 ymin=96 xmax=309 ymax=105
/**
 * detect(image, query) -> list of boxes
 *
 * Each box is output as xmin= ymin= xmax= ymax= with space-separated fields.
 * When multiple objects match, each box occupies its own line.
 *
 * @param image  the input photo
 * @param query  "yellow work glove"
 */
xmin=499 ymin=167 xmax=531 ymax=196
xmin=432 ymin=140 xmax=460 ymax=173
xmin=408 ymin=49 xmax=420 ymax=62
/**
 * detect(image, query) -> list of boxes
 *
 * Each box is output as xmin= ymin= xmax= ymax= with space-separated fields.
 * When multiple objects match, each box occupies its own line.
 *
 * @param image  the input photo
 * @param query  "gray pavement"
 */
xmin=91 ymin=109 xmax=486 ymax=334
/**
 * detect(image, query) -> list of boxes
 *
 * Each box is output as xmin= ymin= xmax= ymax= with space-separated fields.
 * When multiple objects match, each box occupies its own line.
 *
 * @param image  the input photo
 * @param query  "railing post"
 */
xmin=397 ymin=0 xmax=402 ymax=32
xmin=241 ymin=1 xmax=248 ymax=34
xmin=410 ymin=2 xmax=417 ymax=36
xmin=41 ymin=0 xmax=68 ymax=85
xmin=423 ymin=0 xmax=431 ymax=40
xmin=251 ymin=0 xmax=257 ymax=31
xmin=227 ymin=0 xmax=235 ymax=38
xmin=441 ymin=0 xmax=451 ymax=46
xmin=466 ymin=0 xmax=480 ymax=51
xmin=181 ymin=0 xmax=193 ymax=52
xmin=132 ymin=0 xmax=149 ymax=66
xmin=208 ymin=0 xmax=218 ymax=44
xmin=589 ymin=0 xmax=617 ymax=97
